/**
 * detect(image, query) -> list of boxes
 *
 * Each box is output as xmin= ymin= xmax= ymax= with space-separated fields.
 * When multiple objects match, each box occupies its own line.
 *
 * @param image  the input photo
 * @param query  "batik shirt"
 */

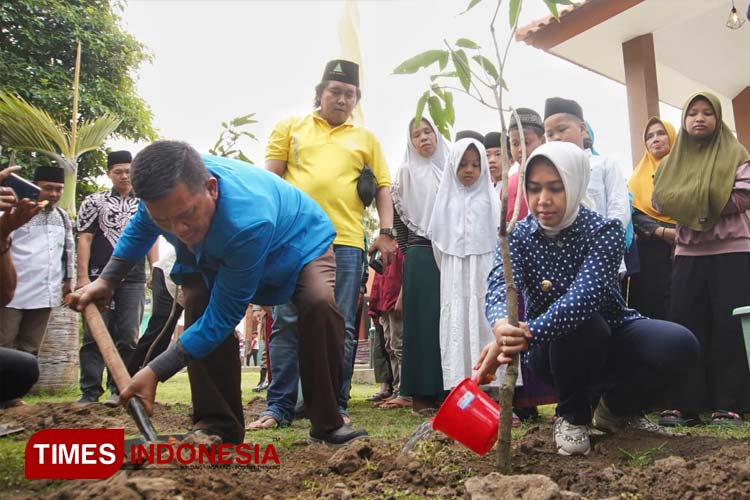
xmin=485 ymin=207 xmax=641 ymax=352
xmin=76 ymin=188 xmax=146 ymax=282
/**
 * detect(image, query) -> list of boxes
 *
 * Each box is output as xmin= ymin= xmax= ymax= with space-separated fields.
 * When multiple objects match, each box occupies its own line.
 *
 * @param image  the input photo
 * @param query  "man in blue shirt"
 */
xmin=69 ymin=140 xmax=368 ymax=445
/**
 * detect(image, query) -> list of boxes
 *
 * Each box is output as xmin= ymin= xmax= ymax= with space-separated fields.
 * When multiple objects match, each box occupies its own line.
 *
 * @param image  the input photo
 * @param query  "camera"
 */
xmin=369 ymin=250 xmax=384 ymax=275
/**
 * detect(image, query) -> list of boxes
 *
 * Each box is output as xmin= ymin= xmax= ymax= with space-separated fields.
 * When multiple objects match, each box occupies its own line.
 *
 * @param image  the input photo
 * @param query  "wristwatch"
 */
xmin=379 ymin=228 xmax=397 ymax=239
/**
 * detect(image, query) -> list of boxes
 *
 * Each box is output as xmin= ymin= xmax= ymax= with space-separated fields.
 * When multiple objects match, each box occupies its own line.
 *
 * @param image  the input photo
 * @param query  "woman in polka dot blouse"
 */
xmin=474 ymin=141 xmax=699 ymax=456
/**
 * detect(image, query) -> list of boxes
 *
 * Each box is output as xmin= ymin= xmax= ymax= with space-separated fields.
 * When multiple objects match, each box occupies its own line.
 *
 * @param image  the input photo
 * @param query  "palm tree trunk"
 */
xmin=33 ymin=306 xmax=80 ymax=393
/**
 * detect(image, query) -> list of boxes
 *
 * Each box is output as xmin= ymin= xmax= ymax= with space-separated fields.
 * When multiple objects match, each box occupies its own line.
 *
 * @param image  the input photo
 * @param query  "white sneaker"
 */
xmin=553 ymin=417 xmax=591 ymax=456
xmin=593 ymin=400 xmax=672 ymax=436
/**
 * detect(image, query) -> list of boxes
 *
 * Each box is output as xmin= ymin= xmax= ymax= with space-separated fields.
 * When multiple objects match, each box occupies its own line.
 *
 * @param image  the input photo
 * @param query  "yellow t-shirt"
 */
xmin=266 ymin=113 xmax=390 ymax=249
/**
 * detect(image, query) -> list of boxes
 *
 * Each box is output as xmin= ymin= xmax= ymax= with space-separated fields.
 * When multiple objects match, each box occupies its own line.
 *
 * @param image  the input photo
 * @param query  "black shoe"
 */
xmin=309 ymin=424 xmax=368 ymax=446
xmin=72 ymin=396 xmax=99 ymax=409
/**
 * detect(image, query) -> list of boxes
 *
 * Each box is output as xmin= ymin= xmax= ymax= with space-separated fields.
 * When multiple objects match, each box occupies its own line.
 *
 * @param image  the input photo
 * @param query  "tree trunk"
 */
xmin=33 ymin=306 xmax=79 ymax=393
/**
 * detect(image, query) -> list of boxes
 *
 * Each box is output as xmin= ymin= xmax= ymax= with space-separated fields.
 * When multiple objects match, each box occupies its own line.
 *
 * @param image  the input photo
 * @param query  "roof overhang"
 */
xmin=517 ymin=0 xmax=750 ymax=128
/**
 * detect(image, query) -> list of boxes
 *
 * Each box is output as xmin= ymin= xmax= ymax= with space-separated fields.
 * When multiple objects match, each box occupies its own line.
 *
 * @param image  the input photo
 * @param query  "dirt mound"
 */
xmin=1 ymin=398 xmax=271 ymax=439
xmin=5 ymin=412 xmax=750 ymax=499
xmin=0 ymin=402 xmax=192 ymax=438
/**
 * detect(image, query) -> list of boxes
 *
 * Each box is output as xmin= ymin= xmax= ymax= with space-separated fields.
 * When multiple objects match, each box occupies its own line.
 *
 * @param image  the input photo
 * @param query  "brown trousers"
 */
xmin=183 ymin=246 xmax=345 ymax=443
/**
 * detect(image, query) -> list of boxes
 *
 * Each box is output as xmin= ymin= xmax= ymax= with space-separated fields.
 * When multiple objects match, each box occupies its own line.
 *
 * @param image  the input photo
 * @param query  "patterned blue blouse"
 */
xmin=485 ymin=207 xmax=641 ymax=348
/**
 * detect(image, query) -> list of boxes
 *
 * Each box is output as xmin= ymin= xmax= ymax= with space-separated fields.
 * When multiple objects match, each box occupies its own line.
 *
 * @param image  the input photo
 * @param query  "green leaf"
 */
xmin=429 ymin=71 xmax=458 ymax=82
xmin=444 ymin=92 xmax=455 ymax=126
xmin=471 ymin=55 xmax=499 ymax=82
xmin=428 ymin=96 xmax=450 ymax=139
xmin=393 ymin=50 xmax=449 ymax=74
xmin=438 ymin=51 xmax=449 ymax=71
xmin=414 ymin=91 xmax=430 ymax=128
xmin=430 ymin=85 xmax=445 ymax=100
xmin=543 ymin=0 xmax=560 ymax=18
xmin=461 ymin=0 xmax=483 ymax=15
xmin=451 ymin=49 xmax=471 ymax=92
xmin=455 ymin=38 xmax=480 ymax=49
xmin=509 ymin=0 xmax=521 ymax=28
xmin=237 ymin=151 xmax=253 ymax=164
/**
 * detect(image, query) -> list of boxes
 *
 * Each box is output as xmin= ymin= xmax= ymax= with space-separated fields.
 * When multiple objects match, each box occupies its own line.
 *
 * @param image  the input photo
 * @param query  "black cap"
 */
xmin=107 ymin=150 xmax=132 ymax=170
xmin=509 ymin=107 xmax=545 ymax=134
xmin=455 ymin=130 xmax=484 ymax=142
xmin=33 ymin=166 xmax=65 ymax=184
xmin=321 ymin=59 xmax=359 ymax=87
xmin=544 ymin=97 xmax=584 ymax=121
xmin=484 ymin=132 xmax=502 ymax=149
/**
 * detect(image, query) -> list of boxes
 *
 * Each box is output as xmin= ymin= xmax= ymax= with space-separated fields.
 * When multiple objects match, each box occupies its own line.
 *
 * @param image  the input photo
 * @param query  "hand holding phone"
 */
xmin=1 ymin=173 xmax=41 ymax=201
xmin=369 ymin=250 xmax=384 ymax=275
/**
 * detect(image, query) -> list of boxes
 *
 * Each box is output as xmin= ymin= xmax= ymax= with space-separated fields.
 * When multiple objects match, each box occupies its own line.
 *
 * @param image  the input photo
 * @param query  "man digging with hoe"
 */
xmin=68 ymin=140 xmax=368 ymax=446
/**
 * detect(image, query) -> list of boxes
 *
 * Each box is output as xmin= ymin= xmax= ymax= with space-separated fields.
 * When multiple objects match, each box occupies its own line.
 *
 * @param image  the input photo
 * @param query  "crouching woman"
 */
xmin=474 ymin=142 xmax=699 ymax=456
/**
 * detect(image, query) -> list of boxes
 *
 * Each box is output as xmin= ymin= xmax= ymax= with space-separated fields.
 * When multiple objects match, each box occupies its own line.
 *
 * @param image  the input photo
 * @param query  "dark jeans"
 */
xmin=528 ymin=314 xmax=699 ymax=425
xmin=79 ymin=280 xmax=145 ymax=399
xmin=126 ymin=268 xmax=183 ymax=376
xmin=0 ymin=347 xmax=39 ymax=403
xmin=246 ymin=349 xmax=258 ymax=366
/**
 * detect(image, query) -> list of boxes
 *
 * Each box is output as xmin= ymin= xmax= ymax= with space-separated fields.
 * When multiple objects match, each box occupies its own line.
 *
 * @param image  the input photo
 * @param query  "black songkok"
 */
xmin=544 ymin=97 xmax=584 ymax=121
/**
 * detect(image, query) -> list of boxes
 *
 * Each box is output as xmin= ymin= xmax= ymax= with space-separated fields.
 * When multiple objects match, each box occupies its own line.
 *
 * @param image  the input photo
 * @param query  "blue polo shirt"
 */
xmin=113 ymin=155 xmax=335 ymax=358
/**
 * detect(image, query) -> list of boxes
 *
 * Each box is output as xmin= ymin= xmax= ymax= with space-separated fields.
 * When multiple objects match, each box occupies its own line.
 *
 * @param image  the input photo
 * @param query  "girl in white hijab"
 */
xmin=429 ymin=138 xmax=501 ymax=389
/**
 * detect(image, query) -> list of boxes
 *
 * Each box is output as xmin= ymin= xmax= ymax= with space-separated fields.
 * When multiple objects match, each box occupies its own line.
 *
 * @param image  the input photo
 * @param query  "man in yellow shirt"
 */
xmin=249 ymin=59 xmax=396 ymax=429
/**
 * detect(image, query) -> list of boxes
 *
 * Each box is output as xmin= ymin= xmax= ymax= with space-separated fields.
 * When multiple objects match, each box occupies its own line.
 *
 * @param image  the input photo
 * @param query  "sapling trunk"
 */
xmin=494 ymin=106 xmax=527 ymax=474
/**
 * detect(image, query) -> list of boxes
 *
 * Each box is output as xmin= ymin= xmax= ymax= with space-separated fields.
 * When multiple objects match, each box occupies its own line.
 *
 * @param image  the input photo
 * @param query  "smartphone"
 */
xmin=369 ymin=250 xmax=384 ymax=275
xmin=1 ymin=173 xmax=41 ymax=200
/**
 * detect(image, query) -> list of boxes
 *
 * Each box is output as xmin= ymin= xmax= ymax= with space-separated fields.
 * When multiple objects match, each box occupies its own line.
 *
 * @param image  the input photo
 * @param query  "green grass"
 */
xmin=618 ymin=441 xmax=668 ymax=468
xmin=0 ymin=439 xmax=26 ymax=488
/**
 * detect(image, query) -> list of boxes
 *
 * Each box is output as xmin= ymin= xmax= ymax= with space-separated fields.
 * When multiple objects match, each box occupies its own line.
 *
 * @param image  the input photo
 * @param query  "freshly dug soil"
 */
xmin=3 ymin=402 xmax=749 ymax=499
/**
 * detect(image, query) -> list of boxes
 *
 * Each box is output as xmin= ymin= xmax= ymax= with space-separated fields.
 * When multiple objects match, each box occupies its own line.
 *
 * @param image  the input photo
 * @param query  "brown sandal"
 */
xmin=377 ymin=397 xmax=412 ymax=409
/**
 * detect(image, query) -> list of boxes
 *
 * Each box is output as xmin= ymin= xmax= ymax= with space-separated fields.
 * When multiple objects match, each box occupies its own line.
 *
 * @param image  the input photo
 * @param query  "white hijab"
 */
xmin=391 ymin=115 xmax=450 ymax=239
xmin=522 ymin=142 xmax=591 ymax=237
xmin=429 ymin=138 xmax=501 ymax=257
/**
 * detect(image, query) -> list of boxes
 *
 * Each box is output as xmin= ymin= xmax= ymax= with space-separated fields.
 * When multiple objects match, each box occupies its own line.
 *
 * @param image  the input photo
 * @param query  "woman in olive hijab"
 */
xmin=653 ymin=92 xmax=750 ymax=427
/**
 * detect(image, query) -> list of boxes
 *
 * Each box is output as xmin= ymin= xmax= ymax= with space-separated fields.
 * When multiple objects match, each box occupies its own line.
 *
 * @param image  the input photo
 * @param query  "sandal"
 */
xmin=658 ymin=409 xmax=701 ymax=427
xmin=377 ymin=397 xmax=412 ymax=410
xmin=246 ymin=415 xmax=280 ymax=430
xmin=710 ymin=410 xmax=743 ymax=427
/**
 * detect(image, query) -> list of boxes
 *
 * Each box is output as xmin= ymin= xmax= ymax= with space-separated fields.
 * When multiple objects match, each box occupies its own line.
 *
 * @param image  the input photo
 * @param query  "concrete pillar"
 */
xmin=733 ymin=87 xmax=750 ymax=152
xmin=622 ymin=34 xmax=660 ymax=165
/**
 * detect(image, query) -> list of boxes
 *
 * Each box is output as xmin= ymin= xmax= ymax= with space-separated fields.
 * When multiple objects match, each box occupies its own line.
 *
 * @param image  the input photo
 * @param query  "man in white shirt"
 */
xmin=0 ymin=166 xmax=74 ymax=356
xmin=543 ymin=97 xmax=630 ymax=231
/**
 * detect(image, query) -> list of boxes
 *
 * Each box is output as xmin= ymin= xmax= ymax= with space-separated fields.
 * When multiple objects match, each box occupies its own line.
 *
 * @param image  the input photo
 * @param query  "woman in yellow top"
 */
xmin=626 ymin=118 xmax=676 ymax=321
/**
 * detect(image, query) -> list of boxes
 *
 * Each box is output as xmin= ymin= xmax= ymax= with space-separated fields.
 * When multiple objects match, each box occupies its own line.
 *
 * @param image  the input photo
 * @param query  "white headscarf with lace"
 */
xmin=429 ymin=138 xmax=500 ymax=257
